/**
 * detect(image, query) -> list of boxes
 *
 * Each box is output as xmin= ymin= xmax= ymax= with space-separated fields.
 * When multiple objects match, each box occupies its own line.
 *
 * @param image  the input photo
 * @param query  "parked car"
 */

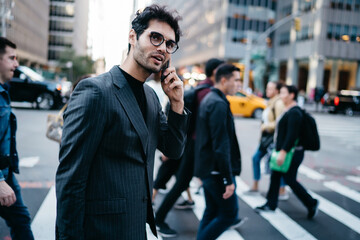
xmin=227 ymin=91 xmax=267 ymax=119
xmin=321 ymin=89 xmax=360 ymax=116
xmin=9 ymin=66 xmax=69 ymax=110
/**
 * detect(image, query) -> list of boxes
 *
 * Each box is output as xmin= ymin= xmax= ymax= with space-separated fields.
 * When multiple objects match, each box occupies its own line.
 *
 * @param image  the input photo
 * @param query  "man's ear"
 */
xmin=220 ymin=77 xmax=227 ymax=86
xmin=129 ymin=29 xmax=136 ymax=46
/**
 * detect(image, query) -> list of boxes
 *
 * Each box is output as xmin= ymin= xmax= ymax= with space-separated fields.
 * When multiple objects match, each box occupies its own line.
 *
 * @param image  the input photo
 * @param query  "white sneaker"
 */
xmin=278 ymin=193 xmax=289 ymax=201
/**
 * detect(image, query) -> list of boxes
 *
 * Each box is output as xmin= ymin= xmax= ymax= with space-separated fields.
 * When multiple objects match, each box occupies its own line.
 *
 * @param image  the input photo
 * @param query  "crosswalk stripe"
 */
xmin=186 ymin=187 xmax=245 ymax=240
xmin=346 ymin=175 xmax=360 ymax=183
xmin=309 ymin=191 xmax=360 ymax=234
xmin=236 ymin=177 xmax=317 ymax=240
xmin=147 ymin=225 xmax=162 ymax=240
xmin=323 ymin=181 xmax=360 ymax=204
xmin=298 ymin=165 xmax=326 ymax=181
xmin=19 ymin=156 xmax=40 ymax=168
xmin=31 ymin=186 xmax=56 ymax=240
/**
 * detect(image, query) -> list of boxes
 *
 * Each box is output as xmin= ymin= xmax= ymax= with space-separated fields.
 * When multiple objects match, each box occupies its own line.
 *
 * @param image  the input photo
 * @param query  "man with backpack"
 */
xmin=155 ymin=58 xmax=224 ymax=237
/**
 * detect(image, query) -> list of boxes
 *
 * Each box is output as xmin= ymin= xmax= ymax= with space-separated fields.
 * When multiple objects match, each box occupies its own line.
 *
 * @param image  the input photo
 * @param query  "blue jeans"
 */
xmin=0 ymin=172 xmax=34 ymax=240
xmin=197 ymin=175 xmax=238 ymax=240
xmin=252 ymin=147 xmax=286 ymax=187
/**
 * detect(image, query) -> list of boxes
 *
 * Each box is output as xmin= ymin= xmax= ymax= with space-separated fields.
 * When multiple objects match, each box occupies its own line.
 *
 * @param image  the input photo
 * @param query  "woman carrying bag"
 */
xmin=255 ymin=85 xmax=319 ymax=219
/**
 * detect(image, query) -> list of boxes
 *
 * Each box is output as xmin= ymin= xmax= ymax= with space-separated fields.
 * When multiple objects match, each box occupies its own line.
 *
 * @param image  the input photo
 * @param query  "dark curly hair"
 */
xmin=128 ymin=4 xmax=182 ymax=53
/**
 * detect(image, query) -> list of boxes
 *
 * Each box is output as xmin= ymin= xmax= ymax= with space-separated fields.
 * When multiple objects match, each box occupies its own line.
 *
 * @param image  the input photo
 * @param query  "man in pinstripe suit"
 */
xmin=55 ymin=5 xmax=188 ymax=240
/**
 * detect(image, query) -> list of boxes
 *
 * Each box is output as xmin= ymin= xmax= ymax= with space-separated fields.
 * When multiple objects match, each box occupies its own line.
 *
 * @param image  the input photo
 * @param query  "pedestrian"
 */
xmin=194 ymin=63 xmax=244 ymax=240
xmin=247 ymin=81 xmax=288 ymax=200
xmin=255 ymin=85 xmax=319 ymax=219
xmin=0 ymin=37 xmax=34 ymax=239
xmin=56 ymin=4 xmax=189 ymax=240
xmin=155 ymin=58 xmax=224 ymax=237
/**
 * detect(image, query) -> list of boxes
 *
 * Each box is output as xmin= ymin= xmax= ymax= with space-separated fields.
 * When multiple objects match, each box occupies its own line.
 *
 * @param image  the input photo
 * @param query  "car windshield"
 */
xmin=17 ymin=66 xmax=45 ymax=82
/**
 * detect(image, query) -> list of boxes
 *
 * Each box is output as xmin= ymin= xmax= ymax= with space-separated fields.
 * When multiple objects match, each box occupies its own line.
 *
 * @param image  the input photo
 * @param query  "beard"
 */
xmin=133 ymin=42 xmax=165 ymax=74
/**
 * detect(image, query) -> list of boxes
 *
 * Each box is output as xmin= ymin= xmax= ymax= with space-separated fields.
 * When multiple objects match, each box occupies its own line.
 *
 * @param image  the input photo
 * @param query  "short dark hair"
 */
xmin=205 ymin=58 xmax=224 ymax=77
xmin=282 ymin=85 xmax=298 ymax=100
xmin=0 ymin=37 xmax=16 ymax=55
xmin=215 ymin=63 xmax=240 ymax=83
xmin=128 ymin=4 xmax=182 ymax=53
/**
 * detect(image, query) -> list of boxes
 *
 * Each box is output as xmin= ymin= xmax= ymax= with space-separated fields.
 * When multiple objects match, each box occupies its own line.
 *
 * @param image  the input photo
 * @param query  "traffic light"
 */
xmin=294 ymin=18 xmax=301 ymax=32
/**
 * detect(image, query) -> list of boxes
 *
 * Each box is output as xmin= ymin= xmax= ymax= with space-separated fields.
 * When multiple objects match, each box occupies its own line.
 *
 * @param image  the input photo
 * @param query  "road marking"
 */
xmin=309 ymin=190 xmax=360 ymax=234
xmin=323 ymin=181 xmax=360 ymax=204
xmin=298 ymin=165 xmax=325 ymax=181
xmin=346 ymin=175 xmax=360 ymax=184
xmin=19 ymin=156 xmax=39 ymax=168
xmin=186 ymin=186 xmax=245 ymax=240
xmin=147 ymin=224 xmax=162 ymax=240
xmin=31 ymin=186 xmax=56 ymax=240
xmin=19 ymin=181 xmax=54 ymax=189
xmin=236 ymin=177 xmax=317 ymax=240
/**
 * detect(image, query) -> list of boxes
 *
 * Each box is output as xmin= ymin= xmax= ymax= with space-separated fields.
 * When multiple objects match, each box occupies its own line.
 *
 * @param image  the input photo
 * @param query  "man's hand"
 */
xmin=276 ymin=150 xmax=287 ymax=166
xmin=161 ymin=66 xmax=184 ymax=114
xmin=160 ymin=154 xmax=169 ymax=162
xmin=0 ymin=181 xmax=16 ymax=207
xmin=223 ymin=183 xmax=235 ymax=199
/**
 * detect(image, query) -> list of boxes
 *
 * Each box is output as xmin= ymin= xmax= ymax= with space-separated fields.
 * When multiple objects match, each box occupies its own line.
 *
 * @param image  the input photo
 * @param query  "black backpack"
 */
xmin=184 ymin=84 xmax=211 ymax=135
xmin=300 ymin=109 xmax=320 ymax=151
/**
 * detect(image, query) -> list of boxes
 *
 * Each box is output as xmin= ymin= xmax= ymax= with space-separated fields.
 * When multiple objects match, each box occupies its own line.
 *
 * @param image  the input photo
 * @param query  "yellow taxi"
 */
xmin=227 ymin=91 xmax=266 ymax=119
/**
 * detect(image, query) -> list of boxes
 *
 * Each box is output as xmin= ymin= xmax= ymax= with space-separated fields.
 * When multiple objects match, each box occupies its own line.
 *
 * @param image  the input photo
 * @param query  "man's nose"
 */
xmin=156 ymin=41 xmax=167 ymax=53
xmin=14 ymin=60 xmax=19 ymax=68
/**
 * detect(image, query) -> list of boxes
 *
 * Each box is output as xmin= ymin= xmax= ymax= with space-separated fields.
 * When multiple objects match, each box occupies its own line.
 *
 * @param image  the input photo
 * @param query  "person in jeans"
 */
xmin=194 ymin=64 xmax=243 ymax=240
xmin=248 ymin=81 xmax=288 ymax=200
xmin=155 ymin=58 xmax=224 ymax=237
xmin=0 ymin=37 xmax=34 ymax=239
xmin=255 ymin=85 xmax=319 ymax=219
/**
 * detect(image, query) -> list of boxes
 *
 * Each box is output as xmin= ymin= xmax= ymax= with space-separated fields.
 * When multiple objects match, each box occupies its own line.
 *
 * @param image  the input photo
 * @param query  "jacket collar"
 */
xmin=110 ymin=65 xmax=149 ymax=156
xmin=211 ymin=87 xmax=229 ymax=105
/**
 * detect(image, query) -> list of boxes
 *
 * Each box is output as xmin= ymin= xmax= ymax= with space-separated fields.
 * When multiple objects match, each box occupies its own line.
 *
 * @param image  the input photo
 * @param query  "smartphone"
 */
xmin=161 ymin=61 xmax=170 ymax=82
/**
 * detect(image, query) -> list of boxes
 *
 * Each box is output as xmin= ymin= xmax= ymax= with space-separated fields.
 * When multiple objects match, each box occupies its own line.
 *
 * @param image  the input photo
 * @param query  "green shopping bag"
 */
xmin=270 ymin=140 xmax=298 ymax=173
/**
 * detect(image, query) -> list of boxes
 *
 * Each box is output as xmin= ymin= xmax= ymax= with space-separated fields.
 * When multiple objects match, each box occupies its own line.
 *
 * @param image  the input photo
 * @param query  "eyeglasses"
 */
xmin=147 ymin=31 xmax=179 ymax=54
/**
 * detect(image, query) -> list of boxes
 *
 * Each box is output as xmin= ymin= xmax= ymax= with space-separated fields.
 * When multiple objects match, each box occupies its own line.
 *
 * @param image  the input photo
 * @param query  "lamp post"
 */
xmin=242 ymin=12 xmax=301 ymax=91
xmin=0 ymin=0 xmax=14 ymax=37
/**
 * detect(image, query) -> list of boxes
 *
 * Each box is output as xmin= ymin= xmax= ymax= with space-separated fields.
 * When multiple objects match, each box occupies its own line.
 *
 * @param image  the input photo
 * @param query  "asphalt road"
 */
xmin=0 ymin=106 xmax=359 ymax=240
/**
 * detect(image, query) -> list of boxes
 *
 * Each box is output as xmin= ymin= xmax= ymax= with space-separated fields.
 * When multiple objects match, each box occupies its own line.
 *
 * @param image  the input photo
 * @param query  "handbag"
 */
xmin=270 ymin=139 xmax=298 ymax=173
xmin=46 ymin=104 xmax=67 ymax=143
xmin=259 ymin=132 xmax=274 ymax=152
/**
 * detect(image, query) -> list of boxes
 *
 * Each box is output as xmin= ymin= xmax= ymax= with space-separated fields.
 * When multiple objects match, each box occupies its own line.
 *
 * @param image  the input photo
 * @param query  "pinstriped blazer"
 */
xmin=55 ymin=66 xmax=189 ymax=240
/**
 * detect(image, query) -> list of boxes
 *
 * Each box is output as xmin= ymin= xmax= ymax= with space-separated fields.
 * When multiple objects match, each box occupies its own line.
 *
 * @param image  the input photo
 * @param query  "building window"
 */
xmin=355 ymin=0 xmax=360 ymax=11
xmin=342 ymin=25 xmax=350 ymax=41
xmin=335 ymin=24 xmax=341 ymax=40
xmin=279 ymin=32 xmax=290 ymax=45
xmin=327 ymin=23 xmax=333 ymax=39
xmin=351 ymin=26 xmax=357 ymax=41
xmin=338 ymin=0 xmax=344 ymax=9
xmin=346 ymin=0 xmax=352 ymax=10
xmin=299 ymin=0 xmax=316 ymax=12
xmin=271 ymin=0 xmax=277 ymax=10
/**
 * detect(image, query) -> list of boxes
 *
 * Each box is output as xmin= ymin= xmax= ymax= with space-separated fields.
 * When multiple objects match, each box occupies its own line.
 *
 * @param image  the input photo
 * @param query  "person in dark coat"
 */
xmin=194 ymin=64 xmax=243 ymax=240
xmin=255 ymin=85 xmax=319 ymax=219
xmin=56 ymin=5 xmax=189 ymax=240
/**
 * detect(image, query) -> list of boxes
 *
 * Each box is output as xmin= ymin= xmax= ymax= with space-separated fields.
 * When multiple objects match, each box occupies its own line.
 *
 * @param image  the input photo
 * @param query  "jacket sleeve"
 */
xmin=208 ymin=102 xmax=233 ymax=185
xmin=262 ymin=99 xmax=285 ymax=133
xmin=56 ymin=79 xmax=106 ymax=240
xmin=157 ymin=106 xmax=190 ymax=160
xmin=281 ymin=109 xmax=302 ymax=152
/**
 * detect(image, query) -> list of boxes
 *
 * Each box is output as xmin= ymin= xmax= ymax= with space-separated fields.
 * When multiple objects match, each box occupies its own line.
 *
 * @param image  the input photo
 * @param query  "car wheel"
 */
xmin=252 ymin=108 xmax=263 ymax=119
xmin=36 ymin=93 xmax=54 ymax=110
xmin=345 ymin=107 xmax=354 ymax=116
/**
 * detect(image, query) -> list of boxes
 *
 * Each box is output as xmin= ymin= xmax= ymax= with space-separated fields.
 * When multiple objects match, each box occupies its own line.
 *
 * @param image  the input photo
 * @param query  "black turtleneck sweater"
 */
xmin=120 ymin=68 xmax=147 ymax=121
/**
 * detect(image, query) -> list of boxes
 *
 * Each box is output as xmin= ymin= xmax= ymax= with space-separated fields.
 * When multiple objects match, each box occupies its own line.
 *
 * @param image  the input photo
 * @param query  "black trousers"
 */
xmin=155 ymin=139 xmax=195 ymax=223
xmin=266 ymin=149 xmax=316 ymax=210
xmin=153 ymin=157 xmax=180 ymax=190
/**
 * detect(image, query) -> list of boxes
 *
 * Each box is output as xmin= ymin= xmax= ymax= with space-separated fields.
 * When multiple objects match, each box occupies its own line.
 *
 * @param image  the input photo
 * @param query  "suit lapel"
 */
xmin=110 ymin=66 xmax=149 ymax=155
